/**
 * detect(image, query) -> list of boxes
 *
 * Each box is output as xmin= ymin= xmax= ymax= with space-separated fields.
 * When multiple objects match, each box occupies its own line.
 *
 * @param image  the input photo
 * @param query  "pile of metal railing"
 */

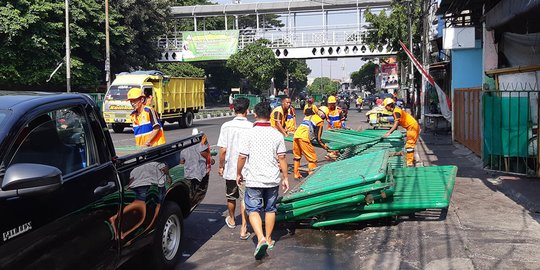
xmin=280 ymin=130 xmax=457 ymax=227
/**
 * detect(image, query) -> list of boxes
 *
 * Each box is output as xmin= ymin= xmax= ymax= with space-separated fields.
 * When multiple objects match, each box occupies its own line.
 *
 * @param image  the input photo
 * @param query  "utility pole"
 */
xmin=65 ymin=0 xmax=71 ymax=92
xmin=286 ymin=69 xmax=290 ymax=90
xmin=408 ymin=0 xmax=414 ymax=114
xmin=105 ymin=0 xmax=111 ymax=90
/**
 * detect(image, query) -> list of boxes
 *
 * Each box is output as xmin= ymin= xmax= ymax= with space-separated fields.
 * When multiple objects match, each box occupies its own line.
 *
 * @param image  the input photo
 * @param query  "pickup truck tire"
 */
xmin=112 ymin=124 xmax=124 ymax=133
xmin=179 ymin=111 xmax=194 ymax=128
xmin=152 ymin=201 xmax=184 ymax=269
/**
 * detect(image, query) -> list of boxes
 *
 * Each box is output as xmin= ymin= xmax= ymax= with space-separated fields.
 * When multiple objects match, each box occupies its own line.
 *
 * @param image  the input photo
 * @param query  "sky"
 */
xmin=209 ymin=0 xmax=388 ymax=81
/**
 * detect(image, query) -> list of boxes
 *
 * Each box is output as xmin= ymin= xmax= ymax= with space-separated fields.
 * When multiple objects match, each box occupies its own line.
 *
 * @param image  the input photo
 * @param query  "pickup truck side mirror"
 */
xmin=2 ymin=164 xmax=62 ymax=195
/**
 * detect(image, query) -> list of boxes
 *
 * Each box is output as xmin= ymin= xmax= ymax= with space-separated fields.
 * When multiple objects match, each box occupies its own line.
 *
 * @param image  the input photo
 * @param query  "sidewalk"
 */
xmin=418 ymin=131 xmax=540 ymax=215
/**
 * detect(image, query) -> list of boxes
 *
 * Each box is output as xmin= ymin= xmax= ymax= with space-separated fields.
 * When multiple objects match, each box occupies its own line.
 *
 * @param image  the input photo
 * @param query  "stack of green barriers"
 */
xmin=276 ymin=150 xmax=457 ymax=227
xmin=284 ymin=128 xmax=405 ymax=163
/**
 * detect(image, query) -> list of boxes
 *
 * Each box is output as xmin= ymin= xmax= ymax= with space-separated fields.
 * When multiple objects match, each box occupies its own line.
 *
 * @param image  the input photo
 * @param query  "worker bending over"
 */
xmin=326 ymin=96 xmax=345 ymax=129
xmin=293 ymin=107 xmax=328 ymax=178
xmin=270 ymin=97 xmax=291 ymax=136
xmin=383 ymin=98 xmax=420 ymax=167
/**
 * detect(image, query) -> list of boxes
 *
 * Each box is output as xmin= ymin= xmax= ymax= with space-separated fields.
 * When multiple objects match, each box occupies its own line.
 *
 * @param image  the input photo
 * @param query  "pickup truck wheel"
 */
xmin=152 ymin=201 xmax=183 ymax=269
xmin=179 ymin=111 xmax=194 ymax=128
xmin=112 ymin=124 xmax=124 ymax=133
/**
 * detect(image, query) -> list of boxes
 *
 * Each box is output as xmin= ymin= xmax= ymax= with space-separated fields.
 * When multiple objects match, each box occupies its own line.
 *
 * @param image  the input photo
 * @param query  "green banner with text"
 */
xmin=181 ymin=30 xmax=239 ymax=61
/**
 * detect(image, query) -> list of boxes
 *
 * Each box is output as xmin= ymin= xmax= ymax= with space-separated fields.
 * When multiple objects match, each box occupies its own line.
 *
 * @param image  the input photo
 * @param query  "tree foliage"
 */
xmin=155 ymin=63 xmax=204 ymax=78
xmin=350 ymin=61 xmax=377 ymax=93
xmin=0 ymin=0 xmax=171 ymax=89
xmin=226 ymin=39 xmax=279 ymax=95
xmin=363 ymin=1 xmax=422 ymax=60
xmin=308 ymin=77 xmax=340 ymax=95
xmin=274 ymin=59 xmax=311 ymax=96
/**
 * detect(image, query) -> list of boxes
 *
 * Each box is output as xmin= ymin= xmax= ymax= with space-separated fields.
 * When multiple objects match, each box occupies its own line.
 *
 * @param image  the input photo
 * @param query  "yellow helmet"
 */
xmin=327 ymin=95 xmax=337 ymax=104
xmin=383 ymin=98 xmax=395 ymax=107
xmin=127 ymin=87 xmax=144 ymax=100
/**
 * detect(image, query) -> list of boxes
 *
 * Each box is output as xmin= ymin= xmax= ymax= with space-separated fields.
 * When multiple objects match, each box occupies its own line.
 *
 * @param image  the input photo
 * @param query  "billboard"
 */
xmin=380 ymin=63 xmax=398 ymax=89
xmin=181 ymin=30 xmax=239 ymax=61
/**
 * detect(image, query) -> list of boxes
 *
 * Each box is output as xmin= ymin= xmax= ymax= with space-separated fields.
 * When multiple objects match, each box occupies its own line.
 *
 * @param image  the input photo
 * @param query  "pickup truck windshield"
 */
xmin=106 ymin=85 xmax=137 ymax=101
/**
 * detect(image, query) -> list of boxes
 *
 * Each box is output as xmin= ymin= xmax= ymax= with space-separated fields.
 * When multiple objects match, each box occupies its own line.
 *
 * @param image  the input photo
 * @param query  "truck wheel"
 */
xmin=112 ymin=124 xmax=124 ymax=133
xmin=152 ymin=201 xmax=183 ymax=269
xmin=179 ymin=111 xmax=194 ymax=128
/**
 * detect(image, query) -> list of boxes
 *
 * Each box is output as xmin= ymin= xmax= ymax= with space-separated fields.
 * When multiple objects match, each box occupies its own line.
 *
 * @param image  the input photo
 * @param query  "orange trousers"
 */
xmin=293 ymin=138 xmax=318 ymax=178
xmin=405 ymin=124 xmax=420 ymax=166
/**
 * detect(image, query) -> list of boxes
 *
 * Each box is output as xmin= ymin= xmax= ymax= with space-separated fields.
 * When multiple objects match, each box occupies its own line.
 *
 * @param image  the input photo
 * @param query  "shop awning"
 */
xmin=485 ymin=0 xmax=540 ymax=30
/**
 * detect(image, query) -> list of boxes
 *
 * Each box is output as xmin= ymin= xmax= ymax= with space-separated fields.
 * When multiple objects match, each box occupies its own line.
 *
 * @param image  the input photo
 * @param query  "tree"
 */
xmin=363 ymin=1 xmax=422 ymax=61
xmin=308 ymin=77 xmax=340 ymax=95
xmin=351 ymin=61 xmax=378 ymax=93
xmin=274 ymin=59 xmax=311 ymax=97
xmin=155 ymin=63 xmax=204 ymax=77
xmin=0 ymin=0 xmax=172 ymax=90
xmin=226 ymin=39 xmax=280 ymax=95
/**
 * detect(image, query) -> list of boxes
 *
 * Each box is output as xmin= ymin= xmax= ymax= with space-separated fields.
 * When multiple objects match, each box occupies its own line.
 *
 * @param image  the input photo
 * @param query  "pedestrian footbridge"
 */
xmin=158 ymin=0 xmax=395 ymax=62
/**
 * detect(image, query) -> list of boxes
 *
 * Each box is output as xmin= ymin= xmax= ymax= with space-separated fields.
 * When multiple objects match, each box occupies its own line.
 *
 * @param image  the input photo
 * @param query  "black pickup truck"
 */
xmin=0 ymin=92 xmax=208 ymax=269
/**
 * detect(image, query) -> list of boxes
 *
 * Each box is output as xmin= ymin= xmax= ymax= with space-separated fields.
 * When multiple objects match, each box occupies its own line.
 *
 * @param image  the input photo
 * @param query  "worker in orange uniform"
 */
xmin=383 ymin=98 xmax=420 ymax=167
xmin=285 ymin=106 xmax=297 ymax=134
xmin=326 ymin=95 xmax=346 ymax=129
xmin=270 ymin=97 xmax=291 ymax=136
xmin=293 ymin=107 xmax=328 ymax=178
xmin=127 ymin=87 xmax=166 ymax=147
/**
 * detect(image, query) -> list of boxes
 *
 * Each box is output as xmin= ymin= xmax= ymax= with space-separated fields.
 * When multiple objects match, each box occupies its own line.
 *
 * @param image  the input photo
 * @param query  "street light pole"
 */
xmin=408 ymin=0 xmax=414 ymax=113
xmin=105 ymin=0 xmax=111 ymax=90
xmin=65 ymin=0 xmax=71 ymax=92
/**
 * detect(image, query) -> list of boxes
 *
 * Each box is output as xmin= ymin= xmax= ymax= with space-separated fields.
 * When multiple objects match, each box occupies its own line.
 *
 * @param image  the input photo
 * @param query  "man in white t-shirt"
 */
xmin=217 ymin=97 xmax=252 ymax=240
xmin=237 ymin=102 xmax=289 ymax=260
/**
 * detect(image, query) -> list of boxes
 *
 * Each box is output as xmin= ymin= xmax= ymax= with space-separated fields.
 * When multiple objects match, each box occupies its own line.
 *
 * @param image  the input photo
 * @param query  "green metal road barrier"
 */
xmin=308 ymin=166 xmax=457 ymax=227
xmin=234 ymin=94 xmax=261 ymax=109
xmin=86 ymin=93 xmax=105 ymax=110
xmin=280 ymin=150 xmax=389 ymax=203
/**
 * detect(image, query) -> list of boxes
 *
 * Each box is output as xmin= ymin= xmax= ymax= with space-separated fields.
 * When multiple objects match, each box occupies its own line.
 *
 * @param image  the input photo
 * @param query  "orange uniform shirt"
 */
xmin=392 ymin=107 xmax=418 ymax=129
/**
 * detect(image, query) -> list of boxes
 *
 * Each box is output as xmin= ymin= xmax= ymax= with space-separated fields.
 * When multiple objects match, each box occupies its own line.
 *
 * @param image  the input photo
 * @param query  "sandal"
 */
xmin=254 ymin=239 xmax=268 ymax=260
xmin=268 ymin=240 xmax=276 ymax=250
xmin=240 ymin=232 xmax=251 ymax=240
xmin=225 ymin=216 xmax=236 ymax=229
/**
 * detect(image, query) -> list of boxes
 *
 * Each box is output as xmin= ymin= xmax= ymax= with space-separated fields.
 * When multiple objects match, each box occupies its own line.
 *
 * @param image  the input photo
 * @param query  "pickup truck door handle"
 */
xmin=94 ymin=181 xmax=117 ymax=196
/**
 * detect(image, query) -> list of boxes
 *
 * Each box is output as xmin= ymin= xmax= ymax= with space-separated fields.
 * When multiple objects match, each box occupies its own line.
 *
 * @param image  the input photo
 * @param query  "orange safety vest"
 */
xmin=270 ymin=106 xmax=287 ymax=129
xmin=327 ymin=107 xmax=343 ymax=129
xmin=392 ymin=107 xmax=418 ymax=129
xmin=131 ymin=106 xmax=166 ymax=147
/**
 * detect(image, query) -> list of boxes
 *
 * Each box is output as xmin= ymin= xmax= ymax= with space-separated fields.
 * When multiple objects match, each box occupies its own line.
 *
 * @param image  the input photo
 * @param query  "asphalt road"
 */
xmin=115 ymin=107 xmax=368 ymax=269
xmin=116 ymin=106 xmax=540 ymax=270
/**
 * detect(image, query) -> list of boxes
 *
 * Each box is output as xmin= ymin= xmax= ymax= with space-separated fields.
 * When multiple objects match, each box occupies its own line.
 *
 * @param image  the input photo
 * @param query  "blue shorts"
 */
xmin=244 ymin=186 xmax=279 ymax=215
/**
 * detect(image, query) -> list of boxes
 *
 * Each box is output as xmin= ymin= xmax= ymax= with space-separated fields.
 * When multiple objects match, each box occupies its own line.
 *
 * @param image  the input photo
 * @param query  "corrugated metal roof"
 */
xmin=171 ymin=0 xmax=392 ymax=17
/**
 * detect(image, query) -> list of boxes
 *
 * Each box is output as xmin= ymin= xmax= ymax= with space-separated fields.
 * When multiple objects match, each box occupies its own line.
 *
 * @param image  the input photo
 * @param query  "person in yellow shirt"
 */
xmin=293 ymin=107 xmax=329 ymax=179
xmin=383 ymin=98 xmax=420 ymax=167
xmin=127 ymin=87 xmax=166 ymax=147
xmin=270 ymin=97 xmax=291 ymax=136
xmin=327 ymin=95 xmax=345 ymax=129
xmin=303 ymin=97 xmax=318 ymax=115
xmin=285 ymin=106 xmax=297 ymax=134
